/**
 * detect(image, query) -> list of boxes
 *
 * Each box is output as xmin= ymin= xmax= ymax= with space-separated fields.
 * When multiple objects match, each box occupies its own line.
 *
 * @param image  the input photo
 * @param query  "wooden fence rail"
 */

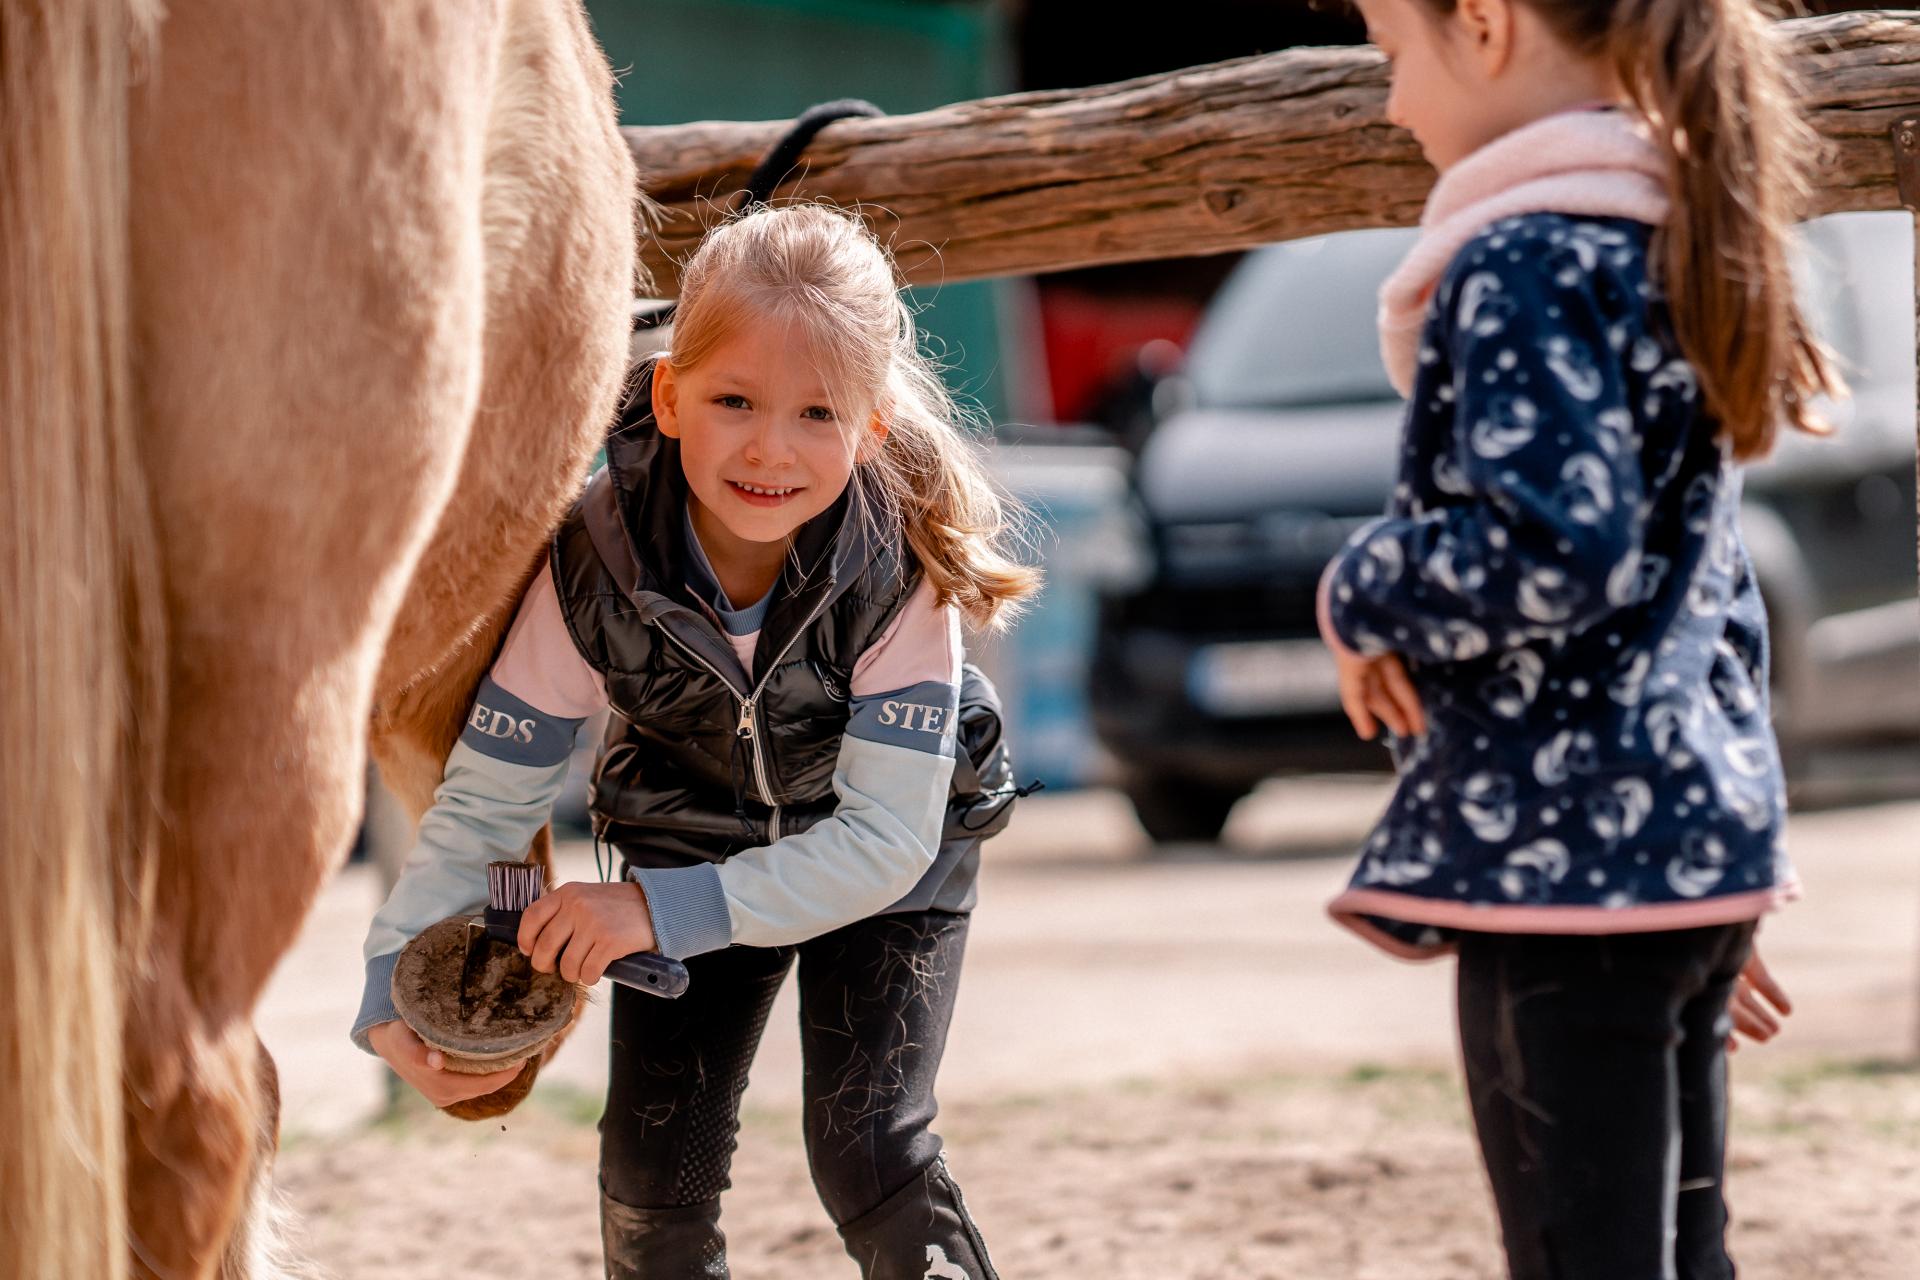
xmin=623 ymin=9 xmax=1920 ymax=296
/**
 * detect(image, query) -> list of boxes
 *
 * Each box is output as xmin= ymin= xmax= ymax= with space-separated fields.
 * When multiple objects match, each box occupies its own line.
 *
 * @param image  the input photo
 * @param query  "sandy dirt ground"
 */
xmin=263 ymin=780 xmax=1920 ymax=1278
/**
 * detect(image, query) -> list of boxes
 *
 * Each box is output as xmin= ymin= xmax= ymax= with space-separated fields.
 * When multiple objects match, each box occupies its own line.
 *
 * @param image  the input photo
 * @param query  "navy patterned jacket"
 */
xmin=1324 ymin=213 xmax=1795 ymax=958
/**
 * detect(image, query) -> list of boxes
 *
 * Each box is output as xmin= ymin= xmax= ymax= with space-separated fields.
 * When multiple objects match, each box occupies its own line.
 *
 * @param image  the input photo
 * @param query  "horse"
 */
xmin=1 ymin=1 xmax=639 ymax=1275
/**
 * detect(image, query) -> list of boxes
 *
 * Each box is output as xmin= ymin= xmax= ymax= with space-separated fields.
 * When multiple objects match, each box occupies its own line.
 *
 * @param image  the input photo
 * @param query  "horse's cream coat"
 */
xmin=1 ymin=2 xmax=638 ymax=1275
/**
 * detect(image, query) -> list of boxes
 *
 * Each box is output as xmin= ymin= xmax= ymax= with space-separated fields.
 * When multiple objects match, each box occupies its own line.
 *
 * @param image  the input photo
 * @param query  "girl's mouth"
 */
xmin=726 ymin=479 xmax=803 ymax=508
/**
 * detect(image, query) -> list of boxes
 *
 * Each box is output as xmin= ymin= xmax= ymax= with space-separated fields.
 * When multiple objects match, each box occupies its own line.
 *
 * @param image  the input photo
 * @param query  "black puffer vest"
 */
xmin=549 ymin=374 xmax=1012 ymax=914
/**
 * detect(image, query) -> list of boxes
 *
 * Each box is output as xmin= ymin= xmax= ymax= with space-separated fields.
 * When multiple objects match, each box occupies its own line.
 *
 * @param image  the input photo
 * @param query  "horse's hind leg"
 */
xmin=219 ymin=1042 xmax=310 ymax=1280
xmin=371 ymin=0 xmax=638 ymax=787
xmin=123 ymin=3 xmax=505 ymax=1274
xmin=370 ymin=0 xmax=637 ymax=1124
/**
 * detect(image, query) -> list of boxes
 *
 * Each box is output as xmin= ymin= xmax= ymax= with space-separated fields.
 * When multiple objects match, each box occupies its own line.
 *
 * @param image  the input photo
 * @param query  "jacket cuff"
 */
xmin=629 ymin=863 xmax=733 ymax=959
xmin=351 ymin=950 xmax=403 ymax=1055
xmin=1323 ymin=523 xmax=1396 ymax=657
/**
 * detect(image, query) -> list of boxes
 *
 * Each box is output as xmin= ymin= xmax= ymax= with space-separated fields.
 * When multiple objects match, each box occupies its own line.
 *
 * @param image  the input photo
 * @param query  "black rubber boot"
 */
xmin=600 ymin=1192 xmax=728 ymax=1280
xmin=836 ymin=1157 xmax=999 ymax=1280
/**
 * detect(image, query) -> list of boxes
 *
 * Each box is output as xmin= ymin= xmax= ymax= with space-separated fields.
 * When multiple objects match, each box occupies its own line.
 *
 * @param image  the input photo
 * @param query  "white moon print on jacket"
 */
xmin=1324 ymin=213 xmax=1791 ymax=954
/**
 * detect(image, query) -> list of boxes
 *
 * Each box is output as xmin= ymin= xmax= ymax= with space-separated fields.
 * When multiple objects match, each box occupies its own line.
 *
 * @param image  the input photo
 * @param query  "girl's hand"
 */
xmin=1319 ymin=561 xmax=1426 ymax=741
xmin=367 ymin=1019 xmax=525 ymax=1108
xmin=1727 ymin=946 xmax=1793 ymax=1053
xmin=517 ymin=880 xmax=659 ymax=985
xmin=1333 ymin=649 xmax=1428 ymax=742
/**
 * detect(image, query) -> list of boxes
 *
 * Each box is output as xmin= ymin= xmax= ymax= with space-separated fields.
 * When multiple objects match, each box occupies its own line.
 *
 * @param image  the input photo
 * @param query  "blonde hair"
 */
xmin=664 ymin=203 xmax=1040 ymax=629
xmin=1411 ymin=0 xmax=1841 ymax=461
xmin=2 ymin=1 xmax=167 ymax=1276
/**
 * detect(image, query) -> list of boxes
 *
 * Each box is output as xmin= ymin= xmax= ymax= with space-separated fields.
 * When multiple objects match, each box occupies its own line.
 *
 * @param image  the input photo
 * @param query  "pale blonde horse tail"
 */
xmin=0 ymin=3 xmax=168 ymax=1279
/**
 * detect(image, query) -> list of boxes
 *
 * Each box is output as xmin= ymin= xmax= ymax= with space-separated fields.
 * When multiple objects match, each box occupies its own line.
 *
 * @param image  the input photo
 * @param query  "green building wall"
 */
xmin=587 ymin=0 xmax=1019 ymax=422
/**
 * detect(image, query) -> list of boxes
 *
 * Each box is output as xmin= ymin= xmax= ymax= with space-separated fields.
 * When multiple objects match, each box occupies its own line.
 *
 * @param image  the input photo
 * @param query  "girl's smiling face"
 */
xmin=653 ymin=311 xmax=885 ymax=557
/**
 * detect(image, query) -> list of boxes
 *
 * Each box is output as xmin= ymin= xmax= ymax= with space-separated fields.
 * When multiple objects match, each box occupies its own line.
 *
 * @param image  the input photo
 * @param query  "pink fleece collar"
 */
xmin=1378 ymin=108 xmax=1669 ymax=397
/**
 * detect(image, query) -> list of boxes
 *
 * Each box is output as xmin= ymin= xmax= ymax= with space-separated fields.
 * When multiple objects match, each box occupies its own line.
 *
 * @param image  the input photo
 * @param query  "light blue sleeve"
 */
xmin=350 ymin=682 xmax=581 ymax=1054
xmin=631 ymin=681 xmax=959 ymax=956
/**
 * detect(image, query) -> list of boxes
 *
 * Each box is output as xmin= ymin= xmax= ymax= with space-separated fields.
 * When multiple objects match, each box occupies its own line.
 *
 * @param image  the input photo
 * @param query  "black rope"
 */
xmin=631 ymin=98 xmax=887 ymax=338
xmin=735 ymin=98 xmax=885 ymax=211
xmin=956 ymin=778 xmax=1047 ymax=832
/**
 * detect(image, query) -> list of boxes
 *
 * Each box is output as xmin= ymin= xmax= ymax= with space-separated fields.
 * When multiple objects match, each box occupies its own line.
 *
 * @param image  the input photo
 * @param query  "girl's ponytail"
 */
xmin=1604 ymin=0 xmax=1839 ymax=460
xmin=866 ymin=344 xmax=1041 ymax=633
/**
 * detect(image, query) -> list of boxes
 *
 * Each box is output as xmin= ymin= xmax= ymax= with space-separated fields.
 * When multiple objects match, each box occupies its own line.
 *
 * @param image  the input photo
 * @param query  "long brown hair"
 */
xmin=1414 ymin=0 xmax=1840 ymax=460
xmin=662 ymin=204 xmax=1040 ymax=629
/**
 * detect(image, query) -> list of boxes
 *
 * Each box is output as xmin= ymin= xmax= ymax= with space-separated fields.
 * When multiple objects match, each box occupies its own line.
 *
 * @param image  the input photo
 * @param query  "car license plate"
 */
xmin=1188 ymin=640 xmax=1342 ymax=716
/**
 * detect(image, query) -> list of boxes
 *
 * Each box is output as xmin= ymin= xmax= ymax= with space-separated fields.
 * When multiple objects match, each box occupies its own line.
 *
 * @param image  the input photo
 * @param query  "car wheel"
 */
xmin=1124 ymin=775 xmax=1245 ymax=845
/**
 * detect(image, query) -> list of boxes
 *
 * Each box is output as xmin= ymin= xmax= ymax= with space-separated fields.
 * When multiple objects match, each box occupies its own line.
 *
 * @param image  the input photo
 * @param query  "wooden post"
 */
xmin=624 ymin=10 xmax=1920 ymax=297
xmin=1893 ymin=116 xmax=1920 ymax=1060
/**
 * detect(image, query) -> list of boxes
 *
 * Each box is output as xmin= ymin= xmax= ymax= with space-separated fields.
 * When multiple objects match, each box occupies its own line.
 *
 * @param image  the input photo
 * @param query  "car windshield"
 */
xmin=1187 ymin=227 xmax=1415 ymax=409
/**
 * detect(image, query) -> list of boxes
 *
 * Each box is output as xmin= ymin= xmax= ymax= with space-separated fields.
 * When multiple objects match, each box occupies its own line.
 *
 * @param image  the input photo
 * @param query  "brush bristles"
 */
xmin=487 ymin=860 xmax=543 ymax=912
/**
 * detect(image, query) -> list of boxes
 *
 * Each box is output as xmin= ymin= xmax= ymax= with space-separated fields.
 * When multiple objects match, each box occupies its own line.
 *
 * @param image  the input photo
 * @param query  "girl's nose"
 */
xmin=743 ymin=417 xmax=795 ymax=467
xmin=1384 ymin=86 xmax=1408 ymax=132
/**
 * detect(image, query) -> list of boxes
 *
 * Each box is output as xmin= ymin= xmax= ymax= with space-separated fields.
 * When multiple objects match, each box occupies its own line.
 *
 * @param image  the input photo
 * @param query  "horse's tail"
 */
xmin=0 ymin=3 xmax=167 ymax=1277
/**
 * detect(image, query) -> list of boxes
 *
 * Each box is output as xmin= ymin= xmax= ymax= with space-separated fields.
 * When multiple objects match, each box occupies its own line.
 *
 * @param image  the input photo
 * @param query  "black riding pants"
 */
xmin=598 ymin=909 xmax=996 ymax=1280
xmin=1455 ymin=922 xmax=1756 ymax=1280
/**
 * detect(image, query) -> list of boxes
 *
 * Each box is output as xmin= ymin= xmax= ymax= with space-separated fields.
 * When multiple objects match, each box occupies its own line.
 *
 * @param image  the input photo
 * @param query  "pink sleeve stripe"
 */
xmin=489 ymin=565 xmax=608 ymax=721
xmin=850 ymin=577 xmax=961 ymax=697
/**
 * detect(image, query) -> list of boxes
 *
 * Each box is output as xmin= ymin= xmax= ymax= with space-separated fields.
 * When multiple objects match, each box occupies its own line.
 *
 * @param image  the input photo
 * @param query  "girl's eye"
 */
xmin=803 ymin=405 xmax=836 ymax=423
xmin=715 ymin=394 xmax=749 ymax=410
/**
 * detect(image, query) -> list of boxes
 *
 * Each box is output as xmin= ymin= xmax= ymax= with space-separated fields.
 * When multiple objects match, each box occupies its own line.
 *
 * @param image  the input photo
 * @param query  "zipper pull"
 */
xmin=732 ymin=699 xmax=756 ymax=836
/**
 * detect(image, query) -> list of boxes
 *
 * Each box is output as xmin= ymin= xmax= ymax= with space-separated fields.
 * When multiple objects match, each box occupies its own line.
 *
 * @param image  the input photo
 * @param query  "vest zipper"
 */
xmin=742 ymin=589 xmax=839 ymax=842
xmin=651 ymin=583 xmax=835 ymax=847
xmin=734 ymin=698 xmax=762 ymax=838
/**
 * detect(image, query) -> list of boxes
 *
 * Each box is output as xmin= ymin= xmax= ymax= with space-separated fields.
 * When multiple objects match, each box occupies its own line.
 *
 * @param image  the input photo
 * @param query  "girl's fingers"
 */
xmin=1731 ymin=989 xmax=1780 ymax=1042
xmin=1364 ymin=680 xmax=1409 ymax=739
xmin=580 ymin=940 xmax=618 ymax=987
xmin=1340 ymin=672 xmax=1379 ymax=740
xmin=432 ymin=1064 xmax=524 ymax=1106
xmin=557 ymin=936 xmax=585 ymax=985
xmin=1744 ymin=952 xmax=1793 ymax=1015
xmin=517 ymin=892 xmax=558 ymax=956
xmin=1377 ymin=657 xmax=1427 ymax=737
xmin=528 ymin=912 xmax=574 ymax=975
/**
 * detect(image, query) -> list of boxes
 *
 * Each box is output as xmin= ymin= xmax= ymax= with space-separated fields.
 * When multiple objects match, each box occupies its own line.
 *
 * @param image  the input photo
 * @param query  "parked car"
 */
xmin=1091 ymin=213 xmax=1920 ymax=843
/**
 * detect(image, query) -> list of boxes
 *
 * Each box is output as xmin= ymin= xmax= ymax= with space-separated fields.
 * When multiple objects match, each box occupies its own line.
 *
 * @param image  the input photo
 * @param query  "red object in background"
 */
xmin=1037 ymin=286 xmax=1201 ymax=424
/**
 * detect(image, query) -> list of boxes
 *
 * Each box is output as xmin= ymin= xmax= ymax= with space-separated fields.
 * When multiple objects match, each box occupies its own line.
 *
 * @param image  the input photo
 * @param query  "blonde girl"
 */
xmin=355 ymin=204 xmax=1036 ymax=1280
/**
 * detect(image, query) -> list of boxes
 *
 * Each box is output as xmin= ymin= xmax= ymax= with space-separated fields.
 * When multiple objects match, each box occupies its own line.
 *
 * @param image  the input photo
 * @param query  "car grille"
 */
xmin=1105 ymin=578 xmax=1321 ymax=638
xmin=1112 ymin=512 xmax=1377 ymax=637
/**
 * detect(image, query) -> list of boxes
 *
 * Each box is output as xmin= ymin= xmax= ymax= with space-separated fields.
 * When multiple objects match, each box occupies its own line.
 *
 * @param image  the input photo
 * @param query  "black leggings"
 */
xmin=599 ymin=909 xmax=995 ymax=1279
xmin=1456 ymin=922 xmax=1756 ymax=1280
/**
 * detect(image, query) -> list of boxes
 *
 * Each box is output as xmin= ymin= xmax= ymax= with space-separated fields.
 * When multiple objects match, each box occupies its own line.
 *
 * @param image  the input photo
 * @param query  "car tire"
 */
xmin=1124 ymin=775 xmax=1244 ymax=845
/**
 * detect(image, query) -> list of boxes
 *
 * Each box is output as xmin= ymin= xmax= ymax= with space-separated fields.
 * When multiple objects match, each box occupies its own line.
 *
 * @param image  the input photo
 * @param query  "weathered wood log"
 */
xmin=625 ymin=9 xmax=1920 ymax=295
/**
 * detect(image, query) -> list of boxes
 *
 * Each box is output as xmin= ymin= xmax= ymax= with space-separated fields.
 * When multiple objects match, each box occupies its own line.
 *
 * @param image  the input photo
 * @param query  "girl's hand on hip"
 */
xmin=1318 ymin=559 xmax=1426 ymax=742
xmin=518 ymin=880 xmax=660 ymax=985
xmin=1727 ymin=946 xmax=1792 ymax=1052
xmin=367 ymin=1019 xmax=525 ymax=1108
xmin=1333 ymin=649 xmax=1427 ymax=742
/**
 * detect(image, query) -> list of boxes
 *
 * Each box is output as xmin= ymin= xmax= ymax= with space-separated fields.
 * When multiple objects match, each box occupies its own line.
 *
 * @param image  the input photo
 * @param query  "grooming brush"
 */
xmin=483 ymin=860 xmax=691 ymax=999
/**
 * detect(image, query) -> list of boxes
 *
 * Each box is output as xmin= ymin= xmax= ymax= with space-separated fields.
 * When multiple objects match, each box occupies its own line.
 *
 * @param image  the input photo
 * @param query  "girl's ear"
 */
xmin=652 ymin=361 xmax=682 ymax=439
xmin=1456 ymin=0 xmax=1517 ymax=76
xmin=855 ymin=411 xmax=889 ymax=464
